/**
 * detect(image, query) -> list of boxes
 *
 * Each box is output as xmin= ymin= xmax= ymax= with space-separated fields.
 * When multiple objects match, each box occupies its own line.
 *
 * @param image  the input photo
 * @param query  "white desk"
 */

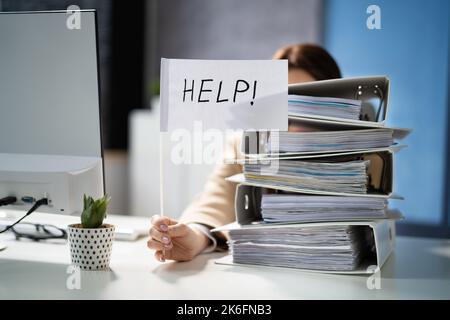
xmin=0 ymin=214 xmax=449 ymax=299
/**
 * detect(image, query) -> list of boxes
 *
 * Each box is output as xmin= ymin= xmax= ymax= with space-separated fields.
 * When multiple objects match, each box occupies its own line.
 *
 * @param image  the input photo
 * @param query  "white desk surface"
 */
xmin=0 ymin=213 xmax=449 ymax=300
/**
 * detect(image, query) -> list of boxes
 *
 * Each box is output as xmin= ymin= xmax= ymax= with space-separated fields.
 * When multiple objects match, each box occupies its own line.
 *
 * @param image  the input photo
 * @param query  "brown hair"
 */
xmin=273 ymin=44 xmax=342 ymax=81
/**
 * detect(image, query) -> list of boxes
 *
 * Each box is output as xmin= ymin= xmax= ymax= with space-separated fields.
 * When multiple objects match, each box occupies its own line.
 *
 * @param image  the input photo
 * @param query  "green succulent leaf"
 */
xmin=81 ymin=194 xmax=110 ymax=228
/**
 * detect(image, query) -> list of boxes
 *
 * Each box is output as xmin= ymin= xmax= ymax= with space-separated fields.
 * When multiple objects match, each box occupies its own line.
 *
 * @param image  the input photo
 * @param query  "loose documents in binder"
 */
xmin=229 ymin=225 xmax=371 ymax=271
xmin=229 ymin=147 xmax=399 ymax=198
xmin=261 ymin=194 xmax=388 ymax=223
xmin=213 ymin=219 xmax=397 ymax=274
xmin=287 ymin=76 xmax=390 ymax=128
xmin=267 ymin=128 xmax=394 ymax=154
xmin=288 ymin=94 xmax=362 ymax=120
xmin=243 ymin=159 xmax=369 ymax=194
xmin=232 ymin=185 xmax=401 ymax=225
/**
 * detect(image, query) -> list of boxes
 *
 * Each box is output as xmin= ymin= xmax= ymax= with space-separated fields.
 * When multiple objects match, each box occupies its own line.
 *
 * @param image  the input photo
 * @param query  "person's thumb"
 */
xmin=151 ymin=215 xmax=176 ymax=232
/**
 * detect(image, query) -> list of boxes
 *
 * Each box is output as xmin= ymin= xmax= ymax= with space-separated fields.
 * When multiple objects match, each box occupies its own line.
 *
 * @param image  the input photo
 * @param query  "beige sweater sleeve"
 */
xmin=179 ymin=135 xmax=242 ymax=229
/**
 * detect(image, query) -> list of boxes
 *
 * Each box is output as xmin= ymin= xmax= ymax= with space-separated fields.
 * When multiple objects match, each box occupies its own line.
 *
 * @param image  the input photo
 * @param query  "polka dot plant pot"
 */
xmin=68 ymin=223 xmax=115 ymax=271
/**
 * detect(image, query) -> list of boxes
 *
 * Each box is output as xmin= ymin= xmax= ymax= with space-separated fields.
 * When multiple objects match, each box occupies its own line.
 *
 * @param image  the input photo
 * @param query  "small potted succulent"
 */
xmin=68 ymin=195 xmax=114 ymax=270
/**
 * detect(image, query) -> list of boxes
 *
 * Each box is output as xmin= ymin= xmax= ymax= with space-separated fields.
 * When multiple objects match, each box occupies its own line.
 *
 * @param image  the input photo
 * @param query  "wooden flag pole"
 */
xmin=159 ymin=132 xmax=166 ymax=261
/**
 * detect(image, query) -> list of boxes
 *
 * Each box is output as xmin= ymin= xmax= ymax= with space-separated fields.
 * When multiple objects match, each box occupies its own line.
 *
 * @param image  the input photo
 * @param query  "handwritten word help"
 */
xmin=182 ymin=79 xmax=258 ymax=106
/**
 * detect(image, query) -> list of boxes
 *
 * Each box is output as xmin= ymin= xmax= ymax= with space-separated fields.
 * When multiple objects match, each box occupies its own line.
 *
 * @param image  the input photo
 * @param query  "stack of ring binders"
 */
xmin=213 ymin=76 xmax=412 ymax=274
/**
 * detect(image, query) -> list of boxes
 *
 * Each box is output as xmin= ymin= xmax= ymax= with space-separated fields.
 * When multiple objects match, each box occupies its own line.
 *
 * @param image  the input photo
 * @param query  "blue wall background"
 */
xmin=324 ymin=0 xmax=450 ymax=225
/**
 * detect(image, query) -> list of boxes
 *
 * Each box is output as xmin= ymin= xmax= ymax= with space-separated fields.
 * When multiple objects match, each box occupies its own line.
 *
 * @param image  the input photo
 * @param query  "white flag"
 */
xmin=160 ymin=59 xmax=288 ymax=132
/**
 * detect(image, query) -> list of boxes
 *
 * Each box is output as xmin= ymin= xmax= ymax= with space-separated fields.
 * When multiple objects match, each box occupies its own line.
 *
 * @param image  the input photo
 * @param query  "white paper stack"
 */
xmin=229 ymin=225 xmax=372 ymax=271
xmin=261 ymin=194 xmax=387 ymax=223
xmin=267 ymin=128 xmax=394 ymax=153
xmin=288 ymin=94 xmax=362 ymax=120
xmin=243 ymin=159 xmax=369 ymax=194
